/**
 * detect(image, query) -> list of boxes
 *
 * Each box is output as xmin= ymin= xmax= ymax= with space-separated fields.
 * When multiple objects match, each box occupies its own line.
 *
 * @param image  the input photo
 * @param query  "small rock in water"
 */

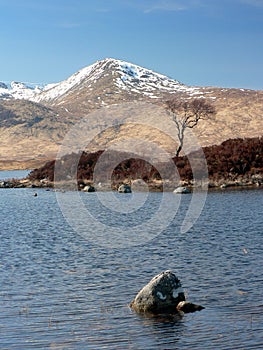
xmin=118 ymin=184 xmax=132 ymax=193
xmin=83 ymin=185 xmax=96 ymax=192
xmin=130 ymin=270 xmax=185 ymax=314
xmin=176 ymin=301 xmax=205 ymax=313
xmin=173 ymin=186 xmax=190 ymax=194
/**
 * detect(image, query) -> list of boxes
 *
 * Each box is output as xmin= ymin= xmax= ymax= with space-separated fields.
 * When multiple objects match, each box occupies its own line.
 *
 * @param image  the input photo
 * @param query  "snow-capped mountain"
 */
xmin=32 ymin=58 xmax=202 ymax=103
xmin=0 ymin=58 xmax=201 ymax=103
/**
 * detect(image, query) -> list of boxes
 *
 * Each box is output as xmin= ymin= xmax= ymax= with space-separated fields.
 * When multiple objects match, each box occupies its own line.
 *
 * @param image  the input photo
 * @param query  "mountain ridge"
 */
xmin=2 ymin=58 xmax=256 ymax=103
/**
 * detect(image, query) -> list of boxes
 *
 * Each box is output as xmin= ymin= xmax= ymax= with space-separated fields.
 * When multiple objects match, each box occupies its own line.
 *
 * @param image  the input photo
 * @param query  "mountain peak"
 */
xmin=0 ymin=58 xmax=202 ymax=104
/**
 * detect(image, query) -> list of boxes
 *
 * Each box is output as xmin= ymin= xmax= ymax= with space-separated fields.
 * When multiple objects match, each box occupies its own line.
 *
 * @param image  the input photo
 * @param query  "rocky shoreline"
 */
xmin=1 ymin=175 xmax=262 ymax=192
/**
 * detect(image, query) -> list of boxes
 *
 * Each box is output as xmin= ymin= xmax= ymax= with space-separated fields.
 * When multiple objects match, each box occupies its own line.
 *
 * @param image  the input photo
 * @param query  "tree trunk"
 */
xmin=176 ymin=145 xmax=182 ymax=157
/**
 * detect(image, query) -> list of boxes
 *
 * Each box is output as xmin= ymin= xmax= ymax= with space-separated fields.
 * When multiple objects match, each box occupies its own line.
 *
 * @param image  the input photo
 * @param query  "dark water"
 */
xmin=0 ymin=185 xmax=262 ymax=349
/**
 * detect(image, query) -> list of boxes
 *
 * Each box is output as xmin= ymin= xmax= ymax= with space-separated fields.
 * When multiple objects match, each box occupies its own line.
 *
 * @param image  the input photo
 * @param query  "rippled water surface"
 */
xmin=0 ymin=183 xmax=262 ymax=349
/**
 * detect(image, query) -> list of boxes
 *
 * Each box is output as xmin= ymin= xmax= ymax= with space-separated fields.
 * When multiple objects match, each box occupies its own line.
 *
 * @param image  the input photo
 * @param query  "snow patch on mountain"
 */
xmin=32 ymin=61 xmax=107 ymax=103
xmin=0 ymin=81 xmax=43 ymax=100
xmin=0 ymin=58 xmax=203 ymax=102
xmin=115 ymin=60 xmax=200 ymax=98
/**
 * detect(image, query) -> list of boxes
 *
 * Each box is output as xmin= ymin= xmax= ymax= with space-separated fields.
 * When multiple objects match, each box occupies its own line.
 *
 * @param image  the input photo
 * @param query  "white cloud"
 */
xmin=121 ymin=0 xmax=202 ymax=13
xmin=240 ymin=0 xmax=263 ymax=6
xmin=128 ymin=0 xmax=207 ymax=13
xmin=128 ymin=0 xmax=263 ymax=13
xmin=143 ymin=1 xmax=188 ymax=13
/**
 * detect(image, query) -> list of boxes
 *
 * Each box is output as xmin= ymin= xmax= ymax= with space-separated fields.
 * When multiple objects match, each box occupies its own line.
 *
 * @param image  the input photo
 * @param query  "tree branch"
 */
xmin=165 ymin=97 xmax=216 ymax=156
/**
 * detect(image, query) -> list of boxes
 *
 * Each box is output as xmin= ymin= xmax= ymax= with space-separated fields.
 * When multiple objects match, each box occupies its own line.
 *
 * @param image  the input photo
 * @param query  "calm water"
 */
xmin=0 ymin=183 xmax=262 ymax=349
xmin=0 ymin=170 xmax=31 ymax=181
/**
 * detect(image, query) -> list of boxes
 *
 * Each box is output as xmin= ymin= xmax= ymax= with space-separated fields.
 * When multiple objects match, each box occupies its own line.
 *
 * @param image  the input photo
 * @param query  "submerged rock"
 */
xmin=0 ymin=181 xmax=14 ymax=188
xmin=118 ymin=184 xmax=132 ymax=193
xmin=176 ymin=301 xmax=205 ymax=313
xmin=130 ymin=270 xmax=185 ymax=314
xmin=173 ymin=186 xmax=191 ymax=194
xmin=83 ymin=185 xmax=96 ymax=192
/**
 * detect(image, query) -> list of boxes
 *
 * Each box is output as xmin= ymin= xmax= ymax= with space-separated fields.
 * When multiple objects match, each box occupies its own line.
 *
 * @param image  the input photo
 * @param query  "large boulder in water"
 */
xmin=130 ymin=270 xmax=186 ymax=314
xmin=130 ymin=270 xmax=204 ymax=315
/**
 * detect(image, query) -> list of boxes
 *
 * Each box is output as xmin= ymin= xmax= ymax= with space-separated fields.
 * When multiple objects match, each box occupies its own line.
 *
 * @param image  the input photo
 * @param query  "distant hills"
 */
xmin=0 ymin=58 xmax=262 ymax=169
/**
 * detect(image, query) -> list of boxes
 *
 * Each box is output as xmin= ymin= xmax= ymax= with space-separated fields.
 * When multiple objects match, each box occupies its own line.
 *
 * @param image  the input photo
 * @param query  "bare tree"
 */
xmin=165 ymin=98 xmax=216 ymax=157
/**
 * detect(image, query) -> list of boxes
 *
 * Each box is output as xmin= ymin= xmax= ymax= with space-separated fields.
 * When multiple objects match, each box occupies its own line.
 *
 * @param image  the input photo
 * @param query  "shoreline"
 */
xmin=0 ymin=177 xmax=262 ymax=192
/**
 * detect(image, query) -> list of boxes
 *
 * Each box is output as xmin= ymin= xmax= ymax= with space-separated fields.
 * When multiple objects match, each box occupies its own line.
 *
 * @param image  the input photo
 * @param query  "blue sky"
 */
xmin=0 ymin=0 xmax=262 ymax=89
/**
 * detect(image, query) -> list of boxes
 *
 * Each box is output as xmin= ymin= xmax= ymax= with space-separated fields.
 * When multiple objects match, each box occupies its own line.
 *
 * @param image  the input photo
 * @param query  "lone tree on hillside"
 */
xmin=165 ymin=98 xmax=216 ymax=157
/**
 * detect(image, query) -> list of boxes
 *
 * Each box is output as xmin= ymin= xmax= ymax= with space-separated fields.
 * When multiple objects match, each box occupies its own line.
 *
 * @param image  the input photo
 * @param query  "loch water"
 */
xmin=0 ymin=170 xmax=30 ymax=181
xmin=0 ymin=176 xmax=262 ymax=349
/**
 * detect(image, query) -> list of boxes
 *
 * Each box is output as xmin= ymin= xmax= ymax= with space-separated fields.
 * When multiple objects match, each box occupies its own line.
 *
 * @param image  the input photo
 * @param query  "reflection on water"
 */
xmin=0 ymin=187 xmax=262 ymax=349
